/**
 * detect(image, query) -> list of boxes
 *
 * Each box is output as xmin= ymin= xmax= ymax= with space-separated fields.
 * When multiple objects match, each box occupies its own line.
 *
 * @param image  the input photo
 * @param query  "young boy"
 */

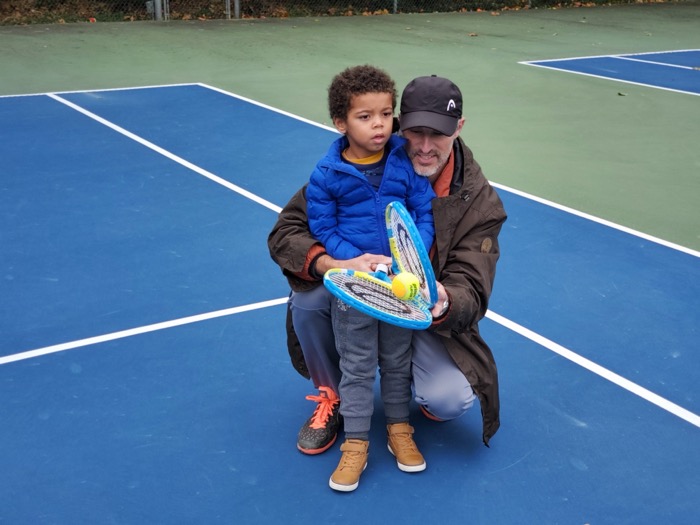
xmin=306 ymin=65 xmax=436 ymax=492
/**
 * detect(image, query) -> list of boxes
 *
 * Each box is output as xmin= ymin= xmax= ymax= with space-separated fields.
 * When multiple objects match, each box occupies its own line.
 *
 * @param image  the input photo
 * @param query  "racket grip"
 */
xmin=376 ymin=263 xmax=389 ymax=275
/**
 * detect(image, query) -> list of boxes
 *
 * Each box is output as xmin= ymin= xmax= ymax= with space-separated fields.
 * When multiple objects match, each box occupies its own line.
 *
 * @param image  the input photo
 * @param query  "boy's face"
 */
xmin=333 ymin=92 xmax=394 ymax=160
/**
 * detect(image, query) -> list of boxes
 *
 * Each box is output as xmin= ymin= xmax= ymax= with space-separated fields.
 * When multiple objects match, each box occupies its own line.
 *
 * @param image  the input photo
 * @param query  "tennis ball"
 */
xmin=392 ymin=272 xmax=420 ymax=301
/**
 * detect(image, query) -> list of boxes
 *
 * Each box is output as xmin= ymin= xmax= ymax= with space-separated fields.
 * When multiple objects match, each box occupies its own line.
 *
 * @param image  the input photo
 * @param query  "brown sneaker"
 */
xmin=387 ymin=423 xmax=426 ymax=473
xmin=329 ymin=439 xmax=369 ymax=492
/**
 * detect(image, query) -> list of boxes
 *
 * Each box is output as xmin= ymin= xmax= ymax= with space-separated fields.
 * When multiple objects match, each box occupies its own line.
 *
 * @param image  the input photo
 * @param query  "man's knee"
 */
xmin=415 ymin=379 xmax=476 ymax=421
xmin=290 ymin=286 xmax=332 ymax=313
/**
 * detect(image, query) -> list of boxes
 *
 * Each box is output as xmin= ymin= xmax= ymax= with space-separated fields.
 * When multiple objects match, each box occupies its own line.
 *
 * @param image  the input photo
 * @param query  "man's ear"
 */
xmin=333 ymin=117 xmax=347 ymax=134
xmin=454 ymin=117 xmax=466 ymax=136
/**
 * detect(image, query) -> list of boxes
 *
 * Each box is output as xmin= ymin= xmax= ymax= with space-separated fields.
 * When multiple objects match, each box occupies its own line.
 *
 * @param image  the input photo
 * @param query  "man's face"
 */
xmin=402 ymin=119 xmax=464 ymax=180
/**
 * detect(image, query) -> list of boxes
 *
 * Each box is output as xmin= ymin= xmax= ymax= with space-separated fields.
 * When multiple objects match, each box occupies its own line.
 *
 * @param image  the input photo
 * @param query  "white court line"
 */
xmin=34 ymin=84 xmax=700 ymax=257
xmin=0 ymin=298 xmax=288 ymax=366
xmin=519 ymin=50 xmax=700 ymax=97
xmin=489 ymin=183 xmax=700 ymax=258
xmin=199 ymin=83 xmax=700 ymax=257
xmin=15 ymin=84 xmax=695 ymax=429
xmin=3 ymin=299 xmax=697 ymax=429
xmin=519 ymin=61 xmax=700 ymax=97
xmin=200 ymin=82 xmax=338 ymax=134
xmin=46 ymin=92 xmax=283 ymax=214
xmin=615 ymin=56 xmax=697 ymax=70
xmin=0 ymin=82 xmax=201 ymax=99
xmin=486 ymin=311 xmax=700 ymax=429
xmin=518 ymin=48 xmax=700 ymax=64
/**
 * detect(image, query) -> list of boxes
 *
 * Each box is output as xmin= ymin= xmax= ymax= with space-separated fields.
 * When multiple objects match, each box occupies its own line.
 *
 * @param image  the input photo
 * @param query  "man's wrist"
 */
xmin=434 ymin=294 xmax=450 ymax=319
xmin=310 ymin=253 xmax=333 ymax=278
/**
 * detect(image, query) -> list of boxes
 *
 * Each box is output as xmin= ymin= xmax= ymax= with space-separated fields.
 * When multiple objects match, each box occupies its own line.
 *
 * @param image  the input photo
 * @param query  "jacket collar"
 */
xmin=317 ymin=134 xmax=408 ymax=177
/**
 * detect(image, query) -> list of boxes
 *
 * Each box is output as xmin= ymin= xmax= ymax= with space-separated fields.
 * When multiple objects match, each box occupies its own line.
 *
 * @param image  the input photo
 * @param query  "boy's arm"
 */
xmin=306 ymin=175 xmax=363 ymax=260
xmin=267 ymin=186 xmax=390 ymax=289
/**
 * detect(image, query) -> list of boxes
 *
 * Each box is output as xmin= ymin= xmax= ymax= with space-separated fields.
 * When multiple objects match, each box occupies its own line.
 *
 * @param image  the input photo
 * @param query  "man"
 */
xmin=268 ymin=75 xmax=507 ymax=457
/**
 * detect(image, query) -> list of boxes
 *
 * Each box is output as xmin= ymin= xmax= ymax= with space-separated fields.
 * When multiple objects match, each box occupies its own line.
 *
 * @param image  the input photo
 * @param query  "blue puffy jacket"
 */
xmin=307 ymin=135 xmax=435 ymax=259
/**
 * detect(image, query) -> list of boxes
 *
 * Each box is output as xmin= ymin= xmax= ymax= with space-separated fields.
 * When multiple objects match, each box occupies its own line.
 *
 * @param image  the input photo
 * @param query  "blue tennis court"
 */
xmin=1 ymin=84 xmax=698 ymax=524
xmin=521 ymin=49 xmax=700 ymax=95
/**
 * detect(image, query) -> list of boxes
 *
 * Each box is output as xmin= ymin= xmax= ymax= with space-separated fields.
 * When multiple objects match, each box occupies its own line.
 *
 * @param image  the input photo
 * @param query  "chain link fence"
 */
xmin=0 ymin=0 xmax=627 ymax=24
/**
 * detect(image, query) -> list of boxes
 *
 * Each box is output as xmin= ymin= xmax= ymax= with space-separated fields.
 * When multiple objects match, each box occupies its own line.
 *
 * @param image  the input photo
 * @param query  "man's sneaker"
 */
xmin=387 ymin=422 xmax=426 ymax=473
xmin=420 ymin=404 xmax=445 ymax=422
xmin=297 ymin=386 xmax=341 ymax=455
xmin=329 ymin=439 xmax=369 ymax=492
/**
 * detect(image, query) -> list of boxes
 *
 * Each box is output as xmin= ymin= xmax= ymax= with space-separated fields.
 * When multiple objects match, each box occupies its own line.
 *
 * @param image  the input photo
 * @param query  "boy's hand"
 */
xmin=315 ymin=253 xmax=392 ymax=274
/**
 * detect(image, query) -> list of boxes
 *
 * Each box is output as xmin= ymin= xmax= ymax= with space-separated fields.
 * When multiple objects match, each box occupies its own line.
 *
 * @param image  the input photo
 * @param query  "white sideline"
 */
xmin=47 ymin=92 xmax=284 ymax=214
xmin=486 ymin=311 xmax=700 ymax=429
xmin=0 ymin=298 xmax=288 ymax=366
xmin=3 ymin=301 xmax=697 ymax=429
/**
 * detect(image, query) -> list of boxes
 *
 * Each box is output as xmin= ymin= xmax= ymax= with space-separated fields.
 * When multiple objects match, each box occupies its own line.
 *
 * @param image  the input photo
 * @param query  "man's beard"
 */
xmin=414 ymin=164 xmax=439 ymax=178
xmin=410 ymin=149 xmax=449 ymax=179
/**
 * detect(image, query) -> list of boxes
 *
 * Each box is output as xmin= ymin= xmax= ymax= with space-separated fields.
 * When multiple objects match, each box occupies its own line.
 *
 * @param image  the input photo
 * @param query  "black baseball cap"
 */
xmin=399 ymin=75 xmax=463 ymax=136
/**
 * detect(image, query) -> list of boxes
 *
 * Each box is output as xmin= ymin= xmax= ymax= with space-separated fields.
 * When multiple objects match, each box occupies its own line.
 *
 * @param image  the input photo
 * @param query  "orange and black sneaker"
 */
xmin=297 ymin=386 xmax=342 ymax=455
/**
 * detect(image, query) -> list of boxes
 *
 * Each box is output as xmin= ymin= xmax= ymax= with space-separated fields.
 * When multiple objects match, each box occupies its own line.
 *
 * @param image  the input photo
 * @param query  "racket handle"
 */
xmin=376 ymin=263 xmax=389 ymax=275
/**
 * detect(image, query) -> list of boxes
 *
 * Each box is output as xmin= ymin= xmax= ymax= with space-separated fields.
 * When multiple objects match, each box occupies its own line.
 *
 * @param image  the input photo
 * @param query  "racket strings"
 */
xmin=326 ymin=273 xmax=428 ymax=321
xmin=390 ymin=214 xmax=431 ymax=300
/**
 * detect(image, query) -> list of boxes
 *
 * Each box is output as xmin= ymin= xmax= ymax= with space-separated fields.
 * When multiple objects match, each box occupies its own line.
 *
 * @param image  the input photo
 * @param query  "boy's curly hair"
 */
xmin=328 ymin=65 xmax=397 ymax=121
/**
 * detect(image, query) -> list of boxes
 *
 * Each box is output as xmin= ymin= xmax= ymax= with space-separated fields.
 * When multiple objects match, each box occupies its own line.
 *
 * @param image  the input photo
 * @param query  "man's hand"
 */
xmin=315 ymin=253 xmax=392 ymax=275
xmin=430 ymin=281 xmax=450 ymax=319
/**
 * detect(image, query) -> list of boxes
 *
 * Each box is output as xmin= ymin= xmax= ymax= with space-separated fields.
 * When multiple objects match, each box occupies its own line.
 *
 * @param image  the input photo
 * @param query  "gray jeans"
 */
xmin=332 ymin=296 xmax=412 ymax=436
xmin=290 ymin=286 xmax=476 ymax=422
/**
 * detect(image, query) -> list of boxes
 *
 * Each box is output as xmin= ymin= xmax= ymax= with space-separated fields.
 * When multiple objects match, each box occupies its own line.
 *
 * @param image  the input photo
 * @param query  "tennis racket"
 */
xmin=385 ymin=200 xmax=438 ymax=307
xmin=323 ymin=202 xmax=437 ymax=329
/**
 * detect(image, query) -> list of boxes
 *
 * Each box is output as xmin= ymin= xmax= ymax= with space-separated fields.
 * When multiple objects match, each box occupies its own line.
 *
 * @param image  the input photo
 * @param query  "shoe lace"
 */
xmin=337 ymin=451 xmax=365 ymax=472
xmin=305 ymin=386 xmax=339 ymax=430
xmin=338 ymin=442 xmax=367 ymax=471
xmin=390 ymin=431 xmax=419 ymax=454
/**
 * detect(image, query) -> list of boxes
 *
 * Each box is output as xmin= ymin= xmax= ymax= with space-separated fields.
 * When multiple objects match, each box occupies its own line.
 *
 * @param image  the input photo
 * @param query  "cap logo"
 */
xmin=447 ymin=99 xmax=457 ymax=112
